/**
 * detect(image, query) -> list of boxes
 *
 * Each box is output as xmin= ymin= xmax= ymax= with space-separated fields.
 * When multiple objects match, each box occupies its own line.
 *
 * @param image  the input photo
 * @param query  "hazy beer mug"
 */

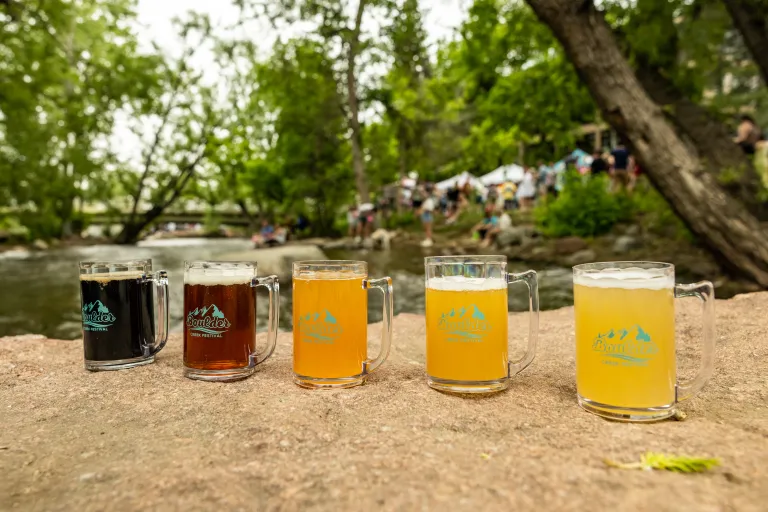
xmin=184 ymin=261 xmax=279 ymax=381
xmin=79 ymin=259 xmax=169 ymax=371
xmin=292 ymin=260 xmax=393 ymax=389
xmin=573 ymin=262 xmax=715 ymax=421
xmin=425 ymin=256 xmax=539 ymax=393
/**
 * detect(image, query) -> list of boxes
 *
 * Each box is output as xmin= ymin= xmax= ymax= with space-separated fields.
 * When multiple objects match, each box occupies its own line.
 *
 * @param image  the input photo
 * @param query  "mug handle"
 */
xmin=362 ymin=276 xmax=393 ymax=374
xmin=251 ymin=275 xmax=279 ymax=366
xmin=506 ymin=270 xmax=539 ymax=376
xmin=674 ymin=281 xmax=715 ymax=401
xmin=145 ymin=270 xmax=169 ymax=356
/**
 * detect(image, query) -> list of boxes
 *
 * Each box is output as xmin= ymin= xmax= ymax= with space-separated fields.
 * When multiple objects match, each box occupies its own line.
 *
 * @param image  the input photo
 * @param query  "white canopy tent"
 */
xmin=435 ymin=171 xmax=486 ymax=191
xmin=479 ymin=164 xmax=525 ymax=185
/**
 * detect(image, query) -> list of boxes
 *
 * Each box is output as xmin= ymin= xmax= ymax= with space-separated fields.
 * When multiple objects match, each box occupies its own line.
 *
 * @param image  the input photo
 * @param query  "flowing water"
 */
xmin=0 ymin=238 xmax=574 ymax=339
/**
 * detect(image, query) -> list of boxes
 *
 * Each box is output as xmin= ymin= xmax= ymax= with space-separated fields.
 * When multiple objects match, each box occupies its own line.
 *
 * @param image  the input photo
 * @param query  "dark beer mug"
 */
xmin=183 ymin=261 xmax=279 ymax=381
xmin=79 ymin=259 xmax=169 ymax=371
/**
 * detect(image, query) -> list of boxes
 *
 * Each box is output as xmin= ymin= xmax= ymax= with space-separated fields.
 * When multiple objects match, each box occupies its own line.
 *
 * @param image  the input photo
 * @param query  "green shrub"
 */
xmin=631 ymin=179 xmax=693 ymax=241
xmin=534 ymin=172 xmax=632 ymax=238
xmin=384 ymin=211 xmax=418 ymax=230
xmin=0 ymin=215 xmax=31 ymax=242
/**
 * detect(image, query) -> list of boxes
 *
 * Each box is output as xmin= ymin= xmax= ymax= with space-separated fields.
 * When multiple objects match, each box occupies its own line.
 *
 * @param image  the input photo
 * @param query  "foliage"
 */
xmin=534 ymin=172 xmax=632 ymax=237
xmin=0 ymin=0 xmax=161 ymax=239
xmin=3 ymin=0 xmax=768 ymax=242
xmin=384 ymin=211 xmax=418 ymax=230
xmin=631 ymin=179 xmax=694 ymax=241
xmin=605 ymin=452 xmax=721 ymax=473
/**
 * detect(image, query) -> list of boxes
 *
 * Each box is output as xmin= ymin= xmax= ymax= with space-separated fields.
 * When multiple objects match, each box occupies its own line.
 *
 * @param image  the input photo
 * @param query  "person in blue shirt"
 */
xmin=473 ymin=207 xmax=500 ymax=248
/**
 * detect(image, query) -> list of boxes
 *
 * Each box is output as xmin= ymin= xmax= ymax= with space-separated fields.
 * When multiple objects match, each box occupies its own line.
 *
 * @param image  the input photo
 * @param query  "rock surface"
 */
xmin=2 ymin=293 xmax=768 ymax=511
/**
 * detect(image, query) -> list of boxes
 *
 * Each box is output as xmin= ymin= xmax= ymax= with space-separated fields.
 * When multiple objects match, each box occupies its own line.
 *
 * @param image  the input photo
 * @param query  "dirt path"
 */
xmin=1 ymin=294 xmax=767 ymax=511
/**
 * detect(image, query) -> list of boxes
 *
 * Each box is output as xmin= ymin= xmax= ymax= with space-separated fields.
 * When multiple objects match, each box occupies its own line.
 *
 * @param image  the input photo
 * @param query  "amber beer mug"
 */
xmin=425 ymin=256 xmax=539 ymax=393
xmin=292 ymin=260 xmax=393 ymax=389
xmin=183 ymin=261 xmax=279 ymax=381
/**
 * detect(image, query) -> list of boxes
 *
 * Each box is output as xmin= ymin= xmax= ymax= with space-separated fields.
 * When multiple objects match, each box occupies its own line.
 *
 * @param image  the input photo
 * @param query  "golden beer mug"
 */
xmin=573 ymin=262 xmax=715 ymax=421
xmin=425 ymin=255 xmax=539 ymax=393
xmin=292 ymin=260 xmax=393 ymax=389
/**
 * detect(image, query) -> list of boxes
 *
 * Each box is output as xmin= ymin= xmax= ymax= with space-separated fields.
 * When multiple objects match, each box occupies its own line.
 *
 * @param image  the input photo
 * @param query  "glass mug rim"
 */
xmin=573 ymin=261 xmax=674 ymax=273
xmin=293 ymin=260 xmax=368 ymax=277
xmin=425 ymin=255 xmax=506 ymax=266
xmin=79 ymin=259 xmax=152 ymax=274
xmin=185 ymin=260 xmax=257 ymax=270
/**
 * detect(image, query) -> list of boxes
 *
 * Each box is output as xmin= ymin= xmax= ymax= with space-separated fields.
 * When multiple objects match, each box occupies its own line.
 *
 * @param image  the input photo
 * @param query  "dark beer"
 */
xmin=183 ymin=275 xmax=256 ymax=371
xmin=80 ymin=272 xmax=153 ymax=362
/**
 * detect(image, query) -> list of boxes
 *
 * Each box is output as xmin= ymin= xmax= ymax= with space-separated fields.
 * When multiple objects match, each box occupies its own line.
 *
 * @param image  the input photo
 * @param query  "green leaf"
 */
xmin=604 ymin=452 xmax=721 ymax=473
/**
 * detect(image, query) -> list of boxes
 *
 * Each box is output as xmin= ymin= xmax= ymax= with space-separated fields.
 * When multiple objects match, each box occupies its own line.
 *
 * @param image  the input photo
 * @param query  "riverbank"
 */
xmin=2 ymin=292 xmax=766 ymax=510
xmin=302 ymin=216 xmax=761 ymax=299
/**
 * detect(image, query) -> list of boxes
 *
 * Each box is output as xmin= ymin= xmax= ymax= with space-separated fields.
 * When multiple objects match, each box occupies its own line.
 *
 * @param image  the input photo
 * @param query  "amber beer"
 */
xmin=292 ymin=260 xmax=393 ymax=389
xmin=293 ymin=273 xmax=367 ymax=380
xmin=425 ymin=278 xmax=509 ymax=382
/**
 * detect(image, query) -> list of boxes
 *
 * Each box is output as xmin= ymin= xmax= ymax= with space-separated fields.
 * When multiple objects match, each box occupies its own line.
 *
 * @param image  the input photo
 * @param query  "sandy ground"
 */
xmin=1 ymin=293 xmax=767 ymax=511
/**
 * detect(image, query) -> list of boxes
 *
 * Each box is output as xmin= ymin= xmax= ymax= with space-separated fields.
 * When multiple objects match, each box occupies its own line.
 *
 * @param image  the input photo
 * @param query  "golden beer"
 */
xmin=426 ymin=278 xmax=509 ymax=382
xmin=293 ymin=273 xmax=367 ymax=379
xmin=574 ymin=268 xmax=676 ymax=416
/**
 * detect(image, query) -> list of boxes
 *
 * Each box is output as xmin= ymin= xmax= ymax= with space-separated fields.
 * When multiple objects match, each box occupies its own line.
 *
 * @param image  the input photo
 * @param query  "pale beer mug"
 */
xmin=425 ymin=256 xmax=539 ymax=393
xmin=292 ymin=260 xmax=393 ymax=389
xmin=573 ymin=262 xmax=715 ymax=421
xmin=184 ymin=261 xmax=279 ymax=381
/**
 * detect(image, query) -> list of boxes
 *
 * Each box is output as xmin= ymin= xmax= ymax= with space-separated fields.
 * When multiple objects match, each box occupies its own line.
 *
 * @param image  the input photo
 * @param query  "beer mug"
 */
xmin=183 ymin=261 xmax=279 ymax=381
xmin=292 ymin=260 xmax=393 ymax=389
xmin=79 ymin=259 xmax=169 ymax=371
xmin=425 ymin=256 xmax=539 ymax=393
xmin=573 ymin=262 xmax=715 ymax=421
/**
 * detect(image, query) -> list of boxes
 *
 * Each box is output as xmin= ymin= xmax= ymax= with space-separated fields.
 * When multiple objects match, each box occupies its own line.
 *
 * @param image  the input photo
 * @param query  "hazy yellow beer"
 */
xmin=426 ymin=279 xmax=508 ymax=382
xmin=293 ymin=274 xmax=367 ymax=379
xmin=424 ymin=256 xmax=539 ymax=394
xmin=292 ymin=261 xmax=393 ymax=389
xmin=573 ymin=262 xmax=716 ymax=422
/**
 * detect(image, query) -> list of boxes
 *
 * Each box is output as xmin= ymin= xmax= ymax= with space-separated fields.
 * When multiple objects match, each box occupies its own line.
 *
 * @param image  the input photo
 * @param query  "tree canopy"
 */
xmin=1 ymin=0 xmax=766 ymax=243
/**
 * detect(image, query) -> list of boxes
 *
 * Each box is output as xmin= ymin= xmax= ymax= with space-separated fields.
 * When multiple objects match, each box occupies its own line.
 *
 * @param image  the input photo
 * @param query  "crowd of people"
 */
xmin=382 ymin=146 xmax=641 ymax=247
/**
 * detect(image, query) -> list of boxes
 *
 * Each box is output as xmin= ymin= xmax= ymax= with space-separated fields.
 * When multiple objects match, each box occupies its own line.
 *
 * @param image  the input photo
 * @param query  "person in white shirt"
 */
xmin=516 ymin=168 xmax=537 ymax=211
xmin=420 ymin=190 xmax=435 ymax=247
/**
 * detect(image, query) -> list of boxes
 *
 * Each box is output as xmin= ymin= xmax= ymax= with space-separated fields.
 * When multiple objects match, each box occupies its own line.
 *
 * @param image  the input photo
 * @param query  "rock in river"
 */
xmin=220 ymin=244 xmax=327 ymax=280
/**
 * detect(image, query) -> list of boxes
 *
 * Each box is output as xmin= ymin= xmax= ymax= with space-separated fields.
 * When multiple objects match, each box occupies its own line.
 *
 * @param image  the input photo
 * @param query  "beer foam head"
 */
xmin=427 ymin=276 xmax=506 ymax=291
xmin=574 ymin=267 xmax=673 ymax=290
xmin=80 ymin=271 xmax=146 ymax=282
xmin=185 ymin=270 xmax=254 ymax=286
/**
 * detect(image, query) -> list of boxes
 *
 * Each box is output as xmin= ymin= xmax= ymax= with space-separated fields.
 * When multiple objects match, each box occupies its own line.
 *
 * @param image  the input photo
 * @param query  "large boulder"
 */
xmin=31 ymin=239 xmax=49 ymax=251
xmin=495 ymin=227 xmax=529 ymax=248
xmin=220 ymin=245 xmax=327 ymax=281
xmin=553 ymin=236 xmax=588 ymax=255
xmin=613 ymin=235 xmax=642 ymax=254
xmin=2 ymin=293 xmax=767 ymax=510
xmin=565 ymin=248 xmax=597 ymax=266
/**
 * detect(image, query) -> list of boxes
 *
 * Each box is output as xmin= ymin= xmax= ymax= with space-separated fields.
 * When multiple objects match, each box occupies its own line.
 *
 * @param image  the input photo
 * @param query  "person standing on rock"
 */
xmin=516 ymin=168 xmax=536 ymax=211
xmin=420 ymin=185 xmax=435 ymax=248
xmin=346 ymin=205 xmax=358 ymax=238
xmin=356 ymin=202 xmax=375 ymax=241
xmin=610 ymin=143 xmax=632 ymax=193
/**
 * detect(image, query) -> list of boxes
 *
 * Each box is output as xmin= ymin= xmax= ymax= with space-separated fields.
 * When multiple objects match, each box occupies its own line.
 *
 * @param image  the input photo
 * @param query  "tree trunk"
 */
xmin=722 ymin=0 xmax=768 ymax=85
xmin=346 ymin=0 xmax=369 ymax=202
xmin=525 ymin=0 xmax=768 ymax=286
xmin=115 ymin=205 xmax=166 ymax=245
xmin=634 ymin=60 xmax=767 ymax=219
